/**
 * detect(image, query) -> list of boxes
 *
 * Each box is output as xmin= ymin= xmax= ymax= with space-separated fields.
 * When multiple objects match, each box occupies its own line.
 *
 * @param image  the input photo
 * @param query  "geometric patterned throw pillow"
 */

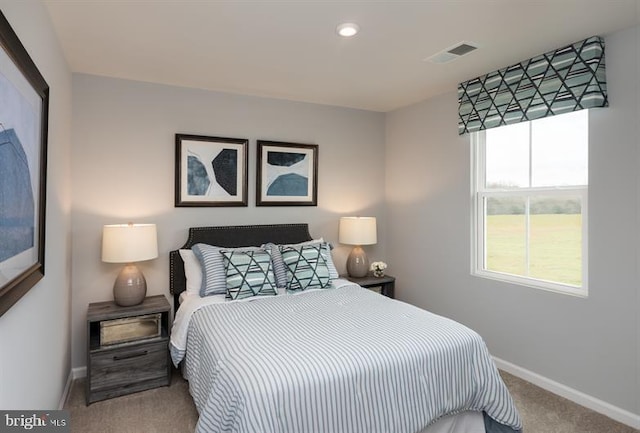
xmin=280 ymin=244 xmax=330 ymax=292
xmin=266 ymin=240 xmax=337 ymax=288
xmin=220 ymin=249 xmax=277 ymax=300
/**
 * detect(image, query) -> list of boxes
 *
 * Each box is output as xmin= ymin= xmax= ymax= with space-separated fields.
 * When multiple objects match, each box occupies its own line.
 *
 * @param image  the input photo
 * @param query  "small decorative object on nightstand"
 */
xmin=86 ymin=295 xmax=171 ymax=405
xmin=343 ymin=273 xmax=395 ymax=299
xmin=370 ymin=261 xmax=387 ymax=278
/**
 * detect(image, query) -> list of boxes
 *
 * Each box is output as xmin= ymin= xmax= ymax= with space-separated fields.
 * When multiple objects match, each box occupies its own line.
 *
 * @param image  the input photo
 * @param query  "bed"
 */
xmin=169 ymin=224 xmax=522 ymax=433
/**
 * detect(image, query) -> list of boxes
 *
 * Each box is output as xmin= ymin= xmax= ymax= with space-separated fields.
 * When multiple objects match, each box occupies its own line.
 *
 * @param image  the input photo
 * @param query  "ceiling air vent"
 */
xmin=425 ymin=41 xmax=479 ymax=64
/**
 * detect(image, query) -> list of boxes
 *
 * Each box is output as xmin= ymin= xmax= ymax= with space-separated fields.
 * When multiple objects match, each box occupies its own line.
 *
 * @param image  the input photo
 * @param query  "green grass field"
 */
xmin=486 ymin=214 xmax=582 ymax=286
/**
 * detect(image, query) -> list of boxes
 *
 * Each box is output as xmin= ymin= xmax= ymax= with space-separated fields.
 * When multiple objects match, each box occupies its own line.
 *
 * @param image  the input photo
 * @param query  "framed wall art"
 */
xmin=0 ymin=11 xmax=50 ymax=317
xmin=175 ymin=134 xmax=248 ymax=207
xmin=256 ymin=140 xmax=318 ymax=206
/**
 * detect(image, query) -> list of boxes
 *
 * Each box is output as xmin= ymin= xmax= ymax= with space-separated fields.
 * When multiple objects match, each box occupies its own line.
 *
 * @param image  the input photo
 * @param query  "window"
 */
xmin=472 ymin=110 xmax=588 ymax=296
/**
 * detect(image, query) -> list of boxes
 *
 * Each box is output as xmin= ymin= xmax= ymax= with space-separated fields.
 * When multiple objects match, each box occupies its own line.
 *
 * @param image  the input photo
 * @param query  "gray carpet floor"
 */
xmin=65 ymin=369 xmax=638 ymax=433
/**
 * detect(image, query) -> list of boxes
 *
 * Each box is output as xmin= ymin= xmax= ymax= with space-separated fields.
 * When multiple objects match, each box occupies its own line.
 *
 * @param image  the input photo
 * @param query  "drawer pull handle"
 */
xmin=113 ymin=350 xmax=148 ymax=361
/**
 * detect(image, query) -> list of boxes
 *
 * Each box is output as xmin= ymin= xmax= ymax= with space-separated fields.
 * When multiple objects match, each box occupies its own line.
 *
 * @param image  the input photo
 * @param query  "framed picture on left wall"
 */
xmin=0 ymin=11 xmax=49 ymax=317
xmin=175 ymin=134 xmax=248 ymax=207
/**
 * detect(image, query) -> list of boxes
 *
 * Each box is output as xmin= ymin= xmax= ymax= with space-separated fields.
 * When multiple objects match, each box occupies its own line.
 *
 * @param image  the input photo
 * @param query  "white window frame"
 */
xmin=471 ymin=125 xmax=588 ymax=297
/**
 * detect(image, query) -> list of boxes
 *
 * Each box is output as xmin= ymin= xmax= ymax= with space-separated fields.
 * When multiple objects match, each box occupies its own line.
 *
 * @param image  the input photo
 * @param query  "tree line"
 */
xmin=487 ymin=197 xmax=581 ymax=215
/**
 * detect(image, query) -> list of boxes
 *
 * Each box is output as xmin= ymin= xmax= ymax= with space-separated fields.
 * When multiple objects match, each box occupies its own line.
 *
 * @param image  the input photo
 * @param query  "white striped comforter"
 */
xmin=173 ymin=285 xmax=522 ymax=433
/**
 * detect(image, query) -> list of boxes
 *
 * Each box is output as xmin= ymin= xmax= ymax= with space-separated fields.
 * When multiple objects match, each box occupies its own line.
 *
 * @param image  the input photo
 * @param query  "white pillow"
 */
xmin=179 ymin=249 xmax=202 ymax=297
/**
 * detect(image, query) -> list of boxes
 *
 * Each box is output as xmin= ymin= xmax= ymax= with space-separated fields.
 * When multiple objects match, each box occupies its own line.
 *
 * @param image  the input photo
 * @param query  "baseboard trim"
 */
xmin=58 ymin=370 xmax=73 ymax=410
xmin=58 ymin=367 xmax=87 ymax=409
xmin=72 ymin=366 xmax=87 ymax=379
xmin=493 ymin=357 xmax=640 ymax=429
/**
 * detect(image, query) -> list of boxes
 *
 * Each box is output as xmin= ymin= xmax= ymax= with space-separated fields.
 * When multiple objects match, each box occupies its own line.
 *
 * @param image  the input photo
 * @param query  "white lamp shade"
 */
xmin=102 ymin=223 xmax=158 ymax=263
xmin=339 ymin=217 xmax=377 ymax=246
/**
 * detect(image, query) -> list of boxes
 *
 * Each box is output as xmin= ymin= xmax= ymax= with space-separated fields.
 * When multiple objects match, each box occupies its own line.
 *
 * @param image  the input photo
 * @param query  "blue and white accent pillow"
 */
xmin=280 ymin=244 xmax=331 ymax=292
xmin=191 ymin=243 xmax=262 ymax=297
xmin=220 ymin=249 xmax=277 ymax=300
xmin=265 ymin=239 xmax=337 ymax=288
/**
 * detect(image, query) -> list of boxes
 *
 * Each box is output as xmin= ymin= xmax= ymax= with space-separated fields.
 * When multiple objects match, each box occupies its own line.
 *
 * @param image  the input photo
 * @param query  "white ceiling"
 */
xmin=43 ymin=0 xmax=640 ymax=112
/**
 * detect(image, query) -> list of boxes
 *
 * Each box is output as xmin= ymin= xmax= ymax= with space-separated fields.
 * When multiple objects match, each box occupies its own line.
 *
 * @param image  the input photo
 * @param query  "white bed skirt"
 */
xmin=420 ymin=411 xmax=485 ymax=433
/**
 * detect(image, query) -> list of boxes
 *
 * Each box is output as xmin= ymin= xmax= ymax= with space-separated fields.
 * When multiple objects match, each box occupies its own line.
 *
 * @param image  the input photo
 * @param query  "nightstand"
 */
xmin=86 ymin=295 xmax=171 ymax=404
xmin=342 ymin=274 xmax=395 ymax=299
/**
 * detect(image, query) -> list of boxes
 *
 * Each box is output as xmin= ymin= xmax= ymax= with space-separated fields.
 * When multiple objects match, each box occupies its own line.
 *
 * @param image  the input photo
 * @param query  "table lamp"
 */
xmin=339 ymin=216 xmax=377 ymax=278
xmin=102 ymin=223 xmax=158 ymax=306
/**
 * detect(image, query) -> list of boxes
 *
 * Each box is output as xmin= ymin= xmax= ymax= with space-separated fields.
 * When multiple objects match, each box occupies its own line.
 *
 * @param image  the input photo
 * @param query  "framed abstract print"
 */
xmin=256 ymin=140 xmax=318 ymax=206
xmin=175 ymin=134 xmax=248 ymax=207
xmin=0 ymin=11 xmax=49 ymax=317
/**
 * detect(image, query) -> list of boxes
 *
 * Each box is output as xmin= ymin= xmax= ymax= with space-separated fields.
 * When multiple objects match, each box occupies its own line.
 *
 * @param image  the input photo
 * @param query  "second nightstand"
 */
xmin=86 ymin=295 xmax=171 ymax=404
xmin=342 ymin=274 xmax=395 ymax=299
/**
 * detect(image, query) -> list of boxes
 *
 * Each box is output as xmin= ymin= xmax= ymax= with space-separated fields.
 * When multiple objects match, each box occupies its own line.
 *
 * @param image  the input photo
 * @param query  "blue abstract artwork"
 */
xmin=187 ymin=155 xmax=209 ymax=195
xmin=265 ymin=151 xmax=308 ymax=197
xmin=257 ymin=141 xmax=317 ymax=206
xmin=0 ymin=60 xmax=41 ymax=277
xmin=176 ymin=135 xmax=247 ymax=206
xmin=186 ymin=147 xmax=238 ymax=197
xmin=267 ymin=173 xmax=307 ymax=196
xmin=212 ymin=148 xmax=238 ymax=195
xmin=0 ymin=128 xmax=34 ymax=261
xmin=0 ymin=9 xmax=49 ymax=316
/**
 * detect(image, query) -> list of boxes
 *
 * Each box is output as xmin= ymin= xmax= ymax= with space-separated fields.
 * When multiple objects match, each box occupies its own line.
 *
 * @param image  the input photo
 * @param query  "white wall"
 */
xmin=0 ymin=0 xmax=72 ymax=409
xmin=70 ymin=74 xmax=387 ymax=368
xmin=385 ymin=25 xmax=639 ymax=417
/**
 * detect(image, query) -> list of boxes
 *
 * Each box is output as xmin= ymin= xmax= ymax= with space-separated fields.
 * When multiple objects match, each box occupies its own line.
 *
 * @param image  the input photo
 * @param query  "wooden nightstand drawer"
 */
xmin=86 ymin=295 xmax=172 ymax=404
xmin=90 ymin=340 xmax=168 ymax=392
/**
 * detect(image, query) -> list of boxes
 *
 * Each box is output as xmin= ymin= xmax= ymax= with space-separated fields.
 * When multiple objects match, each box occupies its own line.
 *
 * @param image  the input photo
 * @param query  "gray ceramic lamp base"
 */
xmin=346 ymin=245 xmax=369 ymax=278
xmin=113 ymin=264 xmax=147 ymax=306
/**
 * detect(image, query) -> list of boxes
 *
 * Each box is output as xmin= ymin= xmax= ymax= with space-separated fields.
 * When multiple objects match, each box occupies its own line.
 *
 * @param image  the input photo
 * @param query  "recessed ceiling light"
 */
xmin=336 ymin=23 xmax=359 ymax=38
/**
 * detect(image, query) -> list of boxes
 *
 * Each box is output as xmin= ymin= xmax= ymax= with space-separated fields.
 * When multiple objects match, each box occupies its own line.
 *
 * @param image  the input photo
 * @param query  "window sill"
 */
xmin=472 ymin=269 xmax=588 ymax=298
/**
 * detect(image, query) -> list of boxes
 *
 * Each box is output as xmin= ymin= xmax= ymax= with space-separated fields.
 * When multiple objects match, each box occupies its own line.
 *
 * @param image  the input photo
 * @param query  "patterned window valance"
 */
xmin=458 ymin=36 xmax=608 ymax=135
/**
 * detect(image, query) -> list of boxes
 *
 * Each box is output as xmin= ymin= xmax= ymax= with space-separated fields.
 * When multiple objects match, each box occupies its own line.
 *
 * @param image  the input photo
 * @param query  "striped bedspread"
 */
xmin=173 ymin=285 xmax=522 ymax=433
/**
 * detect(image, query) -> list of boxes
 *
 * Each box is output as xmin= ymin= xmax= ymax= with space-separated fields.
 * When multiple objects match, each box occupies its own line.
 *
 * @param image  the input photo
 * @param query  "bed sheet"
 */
xmin=171 ymin=283 xmax=521 ymax=433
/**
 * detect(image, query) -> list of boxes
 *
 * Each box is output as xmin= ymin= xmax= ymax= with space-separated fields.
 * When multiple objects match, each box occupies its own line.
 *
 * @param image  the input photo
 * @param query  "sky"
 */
xmin=485 ymin=110 xmax=588 ymax=188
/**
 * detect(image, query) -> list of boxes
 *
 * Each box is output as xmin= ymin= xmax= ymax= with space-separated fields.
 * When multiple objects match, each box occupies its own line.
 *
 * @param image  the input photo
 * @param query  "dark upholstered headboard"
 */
xmin=169 ymin=223 xmax=313 ymax=309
